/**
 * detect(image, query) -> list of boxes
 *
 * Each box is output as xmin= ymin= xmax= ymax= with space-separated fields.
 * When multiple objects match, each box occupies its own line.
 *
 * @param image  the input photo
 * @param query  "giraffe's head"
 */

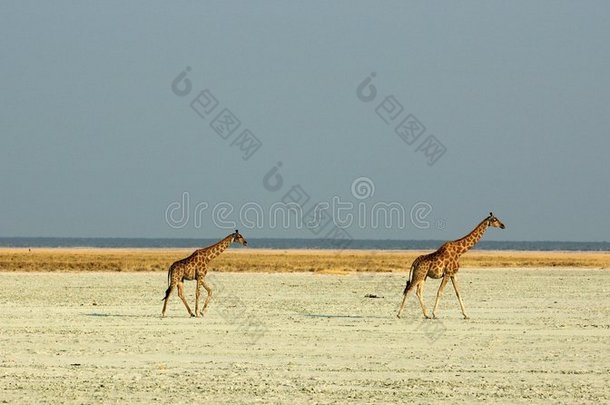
xmin=232 ymin=229 xmax=248 ymax=246
xmin=487 ymin=212 xmax=505 ymax=229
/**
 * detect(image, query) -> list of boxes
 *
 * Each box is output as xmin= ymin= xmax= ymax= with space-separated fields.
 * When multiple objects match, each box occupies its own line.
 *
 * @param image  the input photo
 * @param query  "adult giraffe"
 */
xmin=397 ymin=213 xmax=505 ymax=319
xmin=161 ymin=230 xmax=248 ymax=318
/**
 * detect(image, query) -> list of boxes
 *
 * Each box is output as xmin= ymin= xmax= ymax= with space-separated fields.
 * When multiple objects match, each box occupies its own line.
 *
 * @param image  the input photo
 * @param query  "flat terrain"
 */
xmin=1 ymin=269 xmax=608 ymax=403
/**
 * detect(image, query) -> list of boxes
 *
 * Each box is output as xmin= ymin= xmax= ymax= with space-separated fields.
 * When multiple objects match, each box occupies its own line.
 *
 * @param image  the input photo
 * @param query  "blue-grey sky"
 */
xmin=1 ymin=1 xmax=609 ymax=241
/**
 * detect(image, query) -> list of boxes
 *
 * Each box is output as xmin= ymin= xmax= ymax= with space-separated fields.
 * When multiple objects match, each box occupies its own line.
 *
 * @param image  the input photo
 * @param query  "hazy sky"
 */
xmin=2 ymin=1 xmax=609 ymax=242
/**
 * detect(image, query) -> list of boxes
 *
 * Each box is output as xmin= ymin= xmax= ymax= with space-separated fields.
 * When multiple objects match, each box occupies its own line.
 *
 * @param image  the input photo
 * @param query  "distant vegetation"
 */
xmin=0 ymin=248 xmax=609 ymax=272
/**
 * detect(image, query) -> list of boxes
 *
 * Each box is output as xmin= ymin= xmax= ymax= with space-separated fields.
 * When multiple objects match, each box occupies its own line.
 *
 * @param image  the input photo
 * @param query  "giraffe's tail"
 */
xmin=161 ymin=266 xmax=172 ymax=301
xmin=403 ymin=264 xmax=415 ymax=294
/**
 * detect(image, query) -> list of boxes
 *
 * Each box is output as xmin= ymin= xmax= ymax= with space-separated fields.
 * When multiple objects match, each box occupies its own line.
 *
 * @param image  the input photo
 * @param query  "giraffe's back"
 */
xmin=169 ymin=251 xmax=207 ymax=281
xmin=412 ymin=247 xmax=451 ymax=279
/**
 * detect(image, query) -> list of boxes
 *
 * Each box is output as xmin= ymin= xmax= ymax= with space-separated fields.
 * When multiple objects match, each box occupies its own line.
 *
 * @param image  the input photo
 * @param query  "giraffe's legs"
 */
xmin=194 ymin=279 xmax=201 ymax=317
xmin=161 ymin=284 xmax=174 ymax=318
xmin=450 ymin=275 xmax=469 ymax=319
xmin=177 ymin=282 xmax=195 ymax=317
xmin=415 ymin=282 xmax=431 ymax=319
xmin=199 ymin=278 xmax=213 ymax=317
xmin=432 ymin=275 xmax=450 ymax=319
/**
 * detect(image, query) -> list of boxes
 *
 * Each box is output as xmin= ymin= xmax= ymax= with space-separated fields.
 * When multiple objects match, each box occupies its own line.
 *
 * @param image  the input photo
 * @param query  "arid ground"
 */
xmin=1 ymin=250 xmax=609 ymax=403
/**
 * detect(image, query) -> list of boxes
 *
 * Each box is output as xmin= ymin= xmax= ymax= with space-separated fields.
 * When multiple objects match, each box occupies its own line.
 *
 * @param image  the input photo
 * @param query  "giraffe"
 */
xmin=161 ymin=230 xmax=248 ymax=318
xmin=397 ymin=212 xmax=505 ymax=320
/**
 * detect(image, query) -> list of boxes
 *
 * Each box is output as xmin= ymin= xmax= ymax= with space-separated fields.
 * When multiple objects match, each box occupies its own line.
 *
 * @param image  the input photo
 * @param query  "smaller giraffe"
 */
xmin=161 ymin=230 xmax=247 ymax=318
xmin=397 ymin=212 xmax=505 ymax=320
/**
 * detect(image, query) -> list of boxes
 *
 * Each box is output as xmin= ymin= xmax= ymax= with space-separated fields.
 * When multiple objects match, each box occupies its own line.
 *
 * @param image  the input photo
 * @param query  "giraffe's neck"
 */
xmin=206 ymin=235 xmax=234 ymax=260
xmin=452 ymin=219 xmax=490 ymax=256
